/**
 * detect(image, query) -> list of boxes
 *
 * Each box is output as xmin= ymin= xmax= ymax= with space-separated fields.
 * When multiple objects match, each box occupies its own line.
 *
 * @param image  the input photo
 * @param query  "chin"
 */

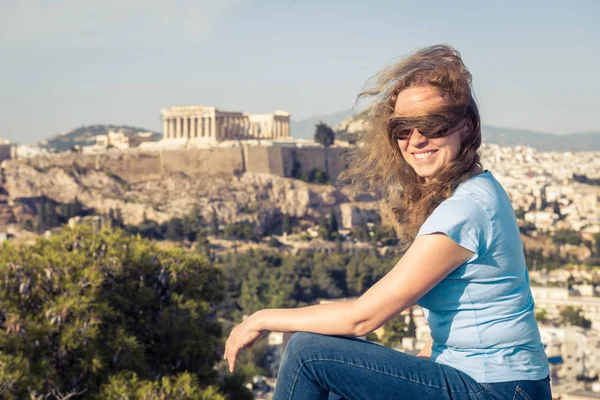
xmin=411 ymin=165 xmax=441 ymax=179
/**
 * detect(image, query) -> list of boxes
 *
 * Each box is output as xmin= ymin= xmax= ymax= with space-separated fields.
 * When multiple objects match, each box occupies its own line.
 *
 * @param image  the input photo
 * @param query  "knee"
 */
xmin=284 ymin=332 xmax=317 ymax=359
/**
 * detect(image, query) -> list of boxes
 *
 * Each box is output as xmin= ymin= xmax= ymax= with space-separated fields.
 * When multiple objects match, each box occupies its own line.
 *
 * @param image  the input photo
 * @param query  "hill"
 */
xmin=39 ymin=124 xmax=161 ymax=152
xmin=290 ymin=109 xmax=356 ymax=139
xmin=334 ymin=110 xmax=600 ymax=152
xmin=482 ymin=126 xmax=600 ymax=152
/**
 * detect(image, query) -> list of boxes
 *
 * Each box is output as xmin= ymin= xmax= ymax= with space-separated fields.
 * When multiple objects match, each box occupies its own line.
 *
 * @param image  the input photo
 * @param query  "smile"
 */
xmin=412 ymin=150 xmax=438 ymax=160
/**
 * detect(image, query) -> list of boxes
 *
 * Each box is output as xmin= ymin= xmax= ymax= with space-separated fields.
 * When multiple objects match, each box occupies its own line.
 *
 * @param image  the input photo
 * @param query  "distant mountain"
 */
xmin=334 ymin=109 xmax=600 ymax=152
xmin=291 ymin=109 xmax=356 ymax=139
xmin=38 ymin=125 xmax=161 ymax=152
xmin=482 ymin=126 xmax=600 ymax=152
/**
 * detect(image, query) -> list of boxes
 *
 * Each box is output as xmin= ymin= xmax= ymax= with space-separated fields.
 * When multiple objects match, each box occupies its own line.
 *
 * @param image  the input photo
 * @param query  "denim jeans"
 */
xmin=273 ymin=332 xmax=552 ymax=400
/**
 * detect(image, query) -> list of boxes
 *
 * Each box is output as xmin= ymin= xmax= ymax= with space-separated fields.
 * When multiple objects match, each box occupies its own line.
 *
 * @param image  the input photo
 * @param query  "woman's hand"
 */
xmin=224 ymin=315 xmax=263 ymax=373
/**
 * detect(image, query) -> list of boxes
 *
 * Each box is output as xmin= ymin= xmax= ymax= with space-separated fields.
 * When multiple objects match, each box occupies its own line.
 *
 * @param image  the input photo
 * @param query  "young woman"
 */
xmin=224 ymin=44 xmax=551 ymax=399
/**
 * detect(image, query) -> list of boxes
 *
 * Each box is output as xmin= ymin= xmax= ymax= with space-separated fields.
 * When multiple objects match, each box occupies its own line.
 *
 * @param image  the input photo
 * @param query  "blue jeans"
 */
xmin=273 ymin=332 xmax=552 ymax=400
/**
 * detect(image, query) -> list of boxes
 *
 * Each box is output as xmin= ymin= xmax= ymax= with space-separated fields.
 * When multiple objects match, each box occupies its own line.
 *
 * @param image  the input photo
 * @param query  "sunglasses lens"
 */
xmin=393 ymin=130 xmax=411 ymax=140
xmin=388 ymin=119 xmax=410 ymax=140
xmin=426 ymin=128 xmax=450 ymax=139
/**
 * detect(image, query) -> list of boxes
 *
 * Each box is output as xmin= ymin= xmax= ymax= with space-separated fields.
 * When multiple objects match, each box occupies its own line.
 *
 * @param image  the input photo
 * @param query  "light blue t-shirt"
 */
xmin=415 ymin=170 xmax=549 ymax=383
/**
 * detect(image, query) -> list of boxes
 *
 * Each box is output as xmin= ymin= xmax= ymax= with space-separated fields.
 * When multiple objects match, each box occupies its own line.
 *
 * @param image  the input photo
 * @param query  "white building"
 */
xmin=161 ymin=105 xmax=291 ymax=144
xmin=96 ymin=131 xmax=130 ymax=149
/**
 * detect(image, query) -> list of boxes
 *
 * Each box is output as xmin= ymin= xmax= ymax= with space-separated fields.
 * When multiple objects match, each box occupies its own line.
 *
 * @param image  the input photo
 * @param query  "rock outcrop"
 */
xmin=0 ymin=158 xmax=382 ymax=235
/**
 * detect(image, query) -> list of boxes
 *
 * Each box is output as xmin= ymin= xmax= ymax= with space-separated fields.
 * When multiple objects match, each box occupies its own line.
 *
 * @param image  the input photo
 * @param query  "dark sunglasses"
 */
xmin=387 ymin=115 xmax=465 ymax=141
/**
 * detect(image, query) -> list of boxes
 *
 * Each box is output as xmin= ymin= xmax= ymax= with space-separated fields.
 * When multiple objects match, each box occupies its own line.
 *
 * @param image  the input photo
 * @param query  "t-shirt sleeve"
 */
xmin=416 ymin=196 xmax=492 ymax=262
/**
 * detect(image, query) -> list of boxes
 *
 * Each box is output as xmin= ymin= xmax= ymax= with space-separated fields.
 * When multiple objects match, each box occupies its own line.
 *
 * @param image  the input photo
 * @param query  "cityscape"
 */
xmin=0 ymin=101 xmax=599 ymax=399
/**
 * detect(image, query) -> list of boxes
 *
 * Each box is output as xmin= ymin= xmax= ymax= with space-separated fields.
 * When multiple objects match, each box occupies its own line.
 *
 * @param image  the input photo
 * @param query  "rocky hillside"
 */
xmin=39 ymin=125 xmax=161 ymax=152
xmin=0 ymin=158 xmax=381 ymax=237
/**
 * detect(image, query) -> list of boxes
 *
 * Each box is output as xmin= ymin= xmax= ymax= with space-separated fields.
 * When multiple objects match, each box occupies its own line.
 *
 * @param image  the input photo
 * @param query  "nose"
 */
xmin=408 ymin=129 xmax=428 ymax=146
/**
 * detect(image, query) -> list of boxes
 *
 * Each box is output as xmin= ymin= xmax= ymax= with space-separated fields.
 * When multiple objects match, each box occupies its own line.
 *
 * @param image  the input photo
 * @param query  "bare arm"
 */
xmin=224 ymin=233 xmax=473 ymax=371
xmin=253 ymin=233 xmax=473 ymax=336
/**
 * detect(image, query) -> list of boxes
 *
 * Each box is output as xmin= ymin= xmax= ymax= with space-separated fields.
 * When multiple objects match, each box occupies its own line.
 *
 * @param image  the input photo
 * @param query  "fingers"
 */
xmin=224 ymin=335 xmax=238 ymax=373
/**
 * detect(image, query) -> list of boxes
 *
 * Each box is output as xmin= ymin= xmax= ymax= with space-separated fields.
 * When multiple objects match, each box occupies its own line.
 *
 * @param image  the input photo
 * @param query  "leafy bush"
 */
xmin=222 ymin=221 xmax=258 ymax=241
xmin=267 ymin=237 xmax=282 ymax=248
xmin=99 ymin=372 xmax=225 ymax=400
xmin=0 ymin=226 xmax=227 ymax=399
xmin=553 ymin=230 xmax=582 ymax=246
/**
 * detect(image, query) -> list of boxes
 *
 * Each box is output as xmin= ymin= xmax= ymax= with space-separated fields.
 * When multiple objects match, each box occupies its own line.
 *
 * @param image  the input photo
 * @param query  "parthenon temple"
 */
xmin=161 ymin=105 xmax=291 ymax=143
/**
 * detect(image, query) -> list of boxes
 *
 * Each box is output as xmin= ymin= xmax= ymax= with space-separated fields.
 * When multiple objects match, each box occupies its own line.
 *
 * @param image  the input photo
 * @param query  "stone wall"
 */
xmin=281 ymin=147 xmax=347 ymax=182
xmin=20 ymin=145 xmax=348 ymax=182
xmin=245 ymin=146 xmax=285 ymax=176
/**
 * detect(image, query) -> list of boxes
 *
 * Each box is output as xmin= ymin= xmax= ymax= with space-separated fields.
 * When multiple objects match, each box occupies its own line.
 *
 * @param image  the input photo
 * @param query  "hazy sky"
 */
xmin=1 ymin=0 xmax=599 ymax=144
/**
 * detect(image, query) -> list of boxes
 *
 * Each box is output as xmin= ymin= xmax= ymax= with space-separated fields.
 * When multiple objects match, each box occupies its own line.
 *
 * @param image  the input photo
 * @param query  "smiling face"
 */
xmin=393 ymin=85 xmax=468 ymax=179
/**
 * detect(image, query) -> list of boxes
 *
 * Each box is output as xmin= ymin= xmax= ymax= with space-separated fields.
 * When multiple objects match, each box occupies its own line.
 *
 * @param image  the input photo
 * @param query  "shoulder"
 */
xmin=417 ymin=173 xmax=499 ymax=258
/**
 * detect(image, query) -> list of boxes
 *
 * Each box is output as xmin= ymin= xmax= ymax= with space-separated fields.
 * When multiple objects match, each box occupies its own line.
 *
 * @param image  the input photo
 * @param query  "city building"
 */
xmin=96 ymin=131 xmax=130 ymax=149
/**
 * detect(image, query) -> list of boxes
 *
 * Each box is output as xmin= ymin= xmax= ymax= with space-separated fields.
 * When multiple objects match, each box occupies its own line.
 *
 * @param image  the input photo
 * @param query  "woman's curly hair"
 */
xmin=340 ymin=44 xmax=483 ymax=244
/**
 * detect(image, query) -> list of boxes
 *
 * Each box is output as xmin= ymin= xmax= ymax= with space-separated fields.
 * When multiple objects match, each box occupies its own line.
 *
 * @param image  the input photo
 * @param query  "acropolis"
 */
xmin=161 ymin=105 xmax=291 ymax=143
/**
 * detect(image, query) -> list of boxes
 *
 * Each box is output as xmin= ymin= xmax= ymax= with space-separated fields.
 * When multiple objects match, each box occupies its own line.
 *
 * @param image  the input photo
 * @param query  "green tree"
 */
xmin=0 ymin=226 xmax=234 ymax=399
xmin=314 ymin=122 xmax=335 ymax=176
xmin=42 ymin=198 xmax=59 ymax=230
xmin=268 ymin=237 xmax=282 ymax=248
xmin=318 ymin=212 xmax=330 ymax=240
xmin=535 ymin=308 xmax=549 ymax=324
xmin=560 ymin=306 xmax=591 ymax=329
xmin=182 ymin=207 xmax=206 ymax=241
xmin=165 ymin=217 xmax=184 ymax=241
xmin=553 ymin=201 xmax=561 ymax=218
xmin=381 ymin=314 xmax=406 ymax=348
xmin=329 ymin=209 xmax=338 ymax=238
xmin=553 ymin=230 xmax=582 ymax=246
xmin=115 ymin=208 xmax=125 ymax=228
xmin=282 ymin=213 xmax=291 ymax=235
xmin=594 ymin=233 xmax=600 ymax=256
xmin=308 ymin=168 xmax=329 ymax=184
xmin=36 ymin=198 xmax=47 ymax=232
xmin=195 ymin=230 xmax=211 ymax=258
xmin=407 ymin=307 xmax=417 ymax=337
xmin=314 ymin=122 xmax=335 ymax=148
xmin=290 ymin=150 xmax=302 ymax=179
xmin=211 ymin=208 xmax=220 ymax=237
xmin=223 ymin=221 xmax=256 ymax=241
xmin=109 ymin=207 xmax=125 ymax=229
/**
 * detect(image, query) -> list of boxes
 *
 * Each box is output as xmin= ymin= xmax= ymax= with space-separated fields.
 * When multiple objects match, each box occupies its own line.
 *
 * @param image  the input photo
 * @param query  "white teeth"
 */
xmin=414 ymin=151 xmax=436 ymax=160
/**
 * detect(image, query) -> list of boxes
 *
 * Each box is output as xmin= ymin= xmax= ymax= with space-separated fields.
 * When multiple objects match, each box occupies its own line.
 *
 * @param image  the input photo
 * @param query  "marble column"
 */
xmin=176 ymin=117 xmax=181 ymax=138
xmin=182 ymin=116 xmax=188 ymax=138
xmin=191 ymin=116 xmax=197 ymax=138
xmin=163 ymin=119 xmax=169 ymax=140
